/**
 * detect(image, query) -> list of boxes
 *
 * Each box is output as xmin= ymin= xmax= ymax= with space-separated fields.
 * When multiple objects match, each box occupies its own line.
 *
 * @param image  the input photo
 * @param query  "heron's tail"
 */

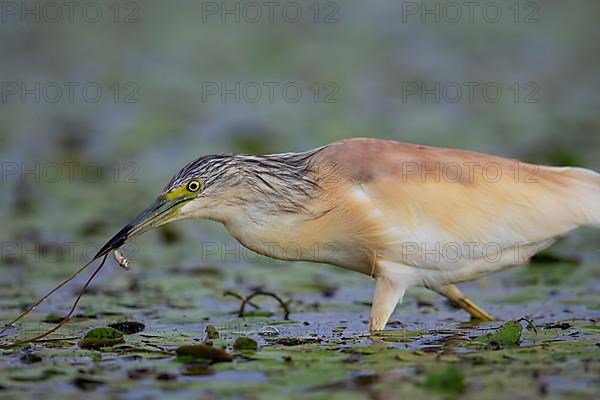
xmin=557 ymin=167 xmax=600 ymax=226
xmin=582 ymin=169 xmax=600 ymax=226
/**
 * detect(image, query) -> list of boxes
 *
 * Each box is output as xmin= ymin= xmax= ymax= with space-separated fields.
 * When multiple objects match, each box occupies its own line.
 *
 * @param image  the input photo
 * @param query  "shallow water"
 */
xmin=1 ymin=1 xmax=600 ymax=398
xmin=0 ymin=228 xmax=598 ymax=399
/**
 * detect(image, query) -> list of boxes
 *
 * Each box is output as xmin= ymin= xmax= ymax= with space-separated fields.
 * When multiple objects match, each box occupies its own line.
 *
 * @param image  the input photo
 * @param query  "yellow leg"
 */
xmin=435 ymin=284 xmax=495 ymax=321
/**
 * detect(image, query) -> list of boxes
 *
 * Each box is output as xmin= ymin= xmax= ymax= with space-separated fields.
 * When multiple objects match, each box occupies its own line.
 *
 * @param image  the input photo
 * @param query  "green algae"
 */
xmin=79 ymin=327 xmax=125 ymax=349
xmin=233 ymin=336 xmax=258 ymax=351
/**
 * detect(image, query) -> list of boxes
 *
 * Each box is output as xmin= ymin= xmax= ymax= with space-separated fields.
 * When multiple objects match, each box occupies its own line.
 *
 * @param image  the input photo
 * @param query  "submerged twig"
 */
xmin=518 ymin=317 xmax=538 ymax=335
xmin=0 ymin=256 xmax=98 ymax=337
xmin=223 ymin=290 xmax=259 ymax=309
xmin=21 ymin=336 xmax=80 ymax=343
xmin=1 ymin=255 xmax=109 ymax=348
xmin=238 ymin=290 xmax=291 ymax=320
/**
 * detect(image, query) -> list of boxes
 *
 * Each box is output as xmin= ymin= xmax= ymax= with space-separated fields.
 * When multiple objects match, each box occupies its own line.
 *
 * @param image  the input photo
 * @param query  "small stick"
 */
xmin=21 ymin=336 xmax=80 ymax=343
xmin=238 ymin=291 xmax=291 ymax=320
xmin=0 ymin=257 xmax=98 ymax=337
xmin=223 ymin=290 xmax=259 ymax=309
xmin=518 ymin=317 xmax=538 ymax=335
xmin=1 ymin=255 xmax=108 ymax=347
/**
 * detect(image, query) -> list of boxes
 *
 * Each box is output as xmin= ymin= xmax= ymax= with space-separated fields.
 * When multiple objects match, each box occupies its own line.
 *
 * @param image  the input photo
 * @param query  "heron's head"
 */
xmin=94 ymin=152 xmax=321 ymax=259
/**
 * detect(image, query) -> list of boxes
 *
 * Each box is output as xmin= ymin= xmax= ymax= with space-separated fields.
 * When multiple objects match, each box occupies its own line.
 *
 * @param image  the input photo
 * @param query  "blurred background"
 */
xmin=1 ymin=0 xmax=599 ymax=285
xmin=1 ymin=1 xmax=599 ymax=397
xmin=1 ymin=0 xmax=599 ymax=254
xmin=1 ymin=0 xmax=600 ymax=293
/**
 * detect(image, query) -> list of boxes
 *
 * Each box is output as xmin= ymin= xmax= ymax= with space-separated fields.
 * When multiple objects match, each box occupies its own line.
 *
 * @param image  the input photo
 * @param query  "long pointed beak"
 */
xmin=94 ymin=195 xmax=187 ymax=260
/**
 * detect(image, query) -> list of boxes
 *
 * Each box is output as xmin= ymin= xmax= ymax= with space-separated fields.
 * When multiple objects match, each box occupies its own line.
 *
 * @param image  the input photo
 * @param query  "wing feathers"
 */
xmin=314 ymin=138 xmax=599 ymax=270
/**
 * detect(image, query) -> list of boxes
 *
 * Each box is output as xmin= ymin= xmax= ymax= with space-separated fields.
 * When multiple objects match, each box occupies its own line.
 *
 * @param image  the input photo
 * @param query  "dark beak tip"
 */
xmin=94 ymin=194 xmax=175 ymax=260
xmin=94 ymin=225 xmax=131 ymax=260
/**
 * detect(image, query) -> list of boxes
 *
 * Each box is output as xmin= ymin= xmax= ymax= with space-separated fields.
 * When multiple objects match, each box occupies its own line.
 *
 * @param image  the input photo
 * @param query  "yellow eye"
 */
xmin=187 ymin=180 xmax=201 ymax=192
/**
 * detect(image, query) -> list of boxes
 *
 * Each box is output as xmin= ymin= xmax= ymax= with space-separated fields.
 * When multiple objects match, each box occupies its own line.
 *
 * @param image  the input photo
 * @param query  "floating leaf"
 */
xmin=79 ymin=327 xmax=125 ymax=349
xmin=477 ymin=321 xmax=522 ymax=346
xmin=425 ymin=366 xmax=465 ymax=393
xmin=233 ymin=336 xmax=258 ymax=351
xmin=175 ymin=344 xmax=232 ymax=363
xmin=181 ymin=364 xmax=215 ymax=376
xmin=83 ymin=327 xmax=124 ymax=340
xmin=272 ymin=337 xmax=321 ymax=346
xmin=108 ymin=321 xmax=145 ymax=335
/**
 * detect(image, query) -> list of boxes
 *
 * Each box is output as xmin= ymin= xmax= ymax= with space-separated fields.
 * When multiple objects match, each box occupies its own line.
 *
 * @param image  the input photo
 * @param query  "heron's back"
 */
xmin=308 ymin=138 xmax=600 ymax=273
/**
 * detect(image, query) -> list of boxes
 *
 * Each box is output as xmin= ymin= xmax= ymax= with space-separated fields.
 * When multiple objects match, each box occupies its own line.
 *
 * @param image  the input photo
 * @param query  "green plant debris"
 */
xmin=83 ymin=327 xmax=125 ymax=340
xmin=0 ymin=206 xmax=598 ymax=399
xmin=425 ymin=366 xmax=465 ymax=393
xmin=175 ymin=344 xmax=233 ymax=363
xmin=181 ymin=364 xmax=215 ymax=376
xmin=477 ymin=320 xmax=523 ymax=346
xmin=272 ymin=337 xmax=321 ymax=346
xmin=79 ymin=327 xmax=125 ymax=349
xmin=205 ymin=324 xmax=220 ymax=339
xmin=108 ymin=321 xmax=145 ymax=334
xmin=233 ymin=336 xmax=258 ymax=351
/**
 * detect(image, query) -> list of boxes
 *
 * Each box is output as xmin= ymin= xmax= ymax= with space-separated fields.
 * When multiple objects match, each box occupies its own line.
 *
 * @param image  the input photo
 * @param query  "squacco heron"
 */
xmin=95 ymin=138 xmax=600 ymax=331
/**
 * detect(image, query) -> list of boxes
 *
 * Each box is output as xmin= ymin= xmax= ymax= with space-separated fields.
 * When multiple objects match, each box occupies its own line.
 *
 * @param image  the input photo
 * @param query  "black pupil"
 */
xmin=189 ymin=182 xmax=198 ymax=191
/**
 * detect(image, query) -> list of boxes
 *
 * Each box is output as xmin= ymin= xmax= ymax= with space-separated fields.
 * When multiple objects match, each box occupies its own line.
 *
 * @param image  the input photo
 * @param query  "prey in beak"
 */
xmin=94 ymin=192 xmax=191 ymax=260
xmin=0 ymin=179 xmax=203 ymax=345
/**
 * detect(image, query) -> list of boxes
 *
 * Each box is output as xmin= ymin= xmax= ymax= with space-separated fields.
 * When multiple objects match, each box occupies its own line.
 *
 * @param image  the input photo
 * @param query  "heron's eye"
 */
xmin=187 ymin=180 xmax=201 ymax=192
